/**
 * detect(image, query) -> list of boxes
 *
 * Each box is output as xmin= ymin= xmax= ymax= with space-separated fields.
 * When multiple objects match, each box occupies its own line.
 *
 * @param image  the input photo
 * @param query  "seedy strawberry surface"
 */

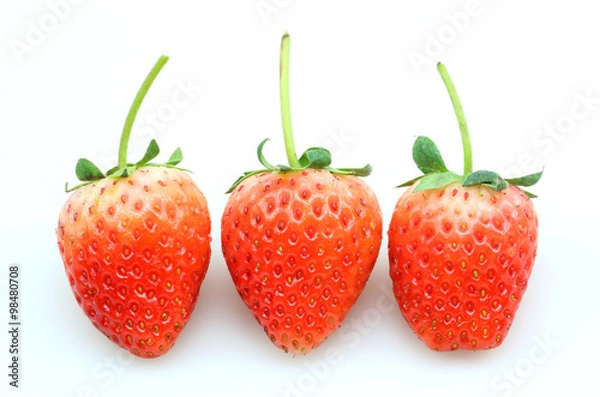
xmin=57 ymin=166 xmax=211 ymax=358
xmin=388 ymin=182 xmax=538 ymax=351
xmin=222 ymin=169 xmax=382 ymax=353
xmin=388 ymin=62 xmax=542 ymax=351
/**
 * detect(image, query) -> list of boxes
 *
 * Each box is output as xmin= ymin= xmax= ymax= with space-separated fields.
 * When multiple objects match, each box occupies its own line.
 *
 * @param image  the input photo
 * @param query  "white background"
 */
xmin=0 ymin=1 xmax=598 ymax=396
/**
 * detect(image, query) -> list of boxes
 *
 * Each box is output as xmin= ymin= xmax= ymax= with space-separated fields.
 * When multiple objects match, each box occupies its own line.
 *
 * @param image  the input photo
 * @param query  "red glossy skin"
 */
xmin=57 ymin=167 xmax=211 ymax=358
xmin=388 ymin=182 xmax=538 ymax=351
xmin=221 ymin=169 xmax=383 ymax=354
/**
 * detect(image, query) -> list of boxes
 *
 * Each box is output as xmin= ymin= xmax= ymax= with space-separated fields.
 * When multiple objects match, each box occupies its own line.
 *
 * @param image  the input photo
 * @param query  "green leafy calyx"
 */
xmin=226 ymin=139 xmax=372 ymax=194
xmin=397 ymin=62 xmax=543 ymax=198
xmin=65 ymin=56 xmax=187 ymax=193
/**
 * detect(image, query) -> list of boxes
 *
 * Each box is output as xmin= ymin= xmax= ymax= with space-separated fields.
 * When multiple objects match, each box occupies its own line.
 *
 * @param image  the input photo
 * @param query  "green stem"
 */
xmin=280 ymin=32 xmax=301 ymax=168
xmin=437 ymin=62 xmax=473 ymax=175
xmin=118 ymin=55 xmax=169 ymax=170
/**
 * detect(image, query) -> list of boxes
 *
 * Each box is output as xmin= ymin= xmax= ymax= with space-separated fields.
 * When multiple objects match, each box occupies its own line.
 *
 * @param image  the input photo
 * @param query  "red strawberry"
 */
xmin=388 ymin=62 xmax=542 ymax=351
xmin=56 ymin=56 xmax=211 ymax=358
xmin=221 ymin=33 xmax=382 ymax=354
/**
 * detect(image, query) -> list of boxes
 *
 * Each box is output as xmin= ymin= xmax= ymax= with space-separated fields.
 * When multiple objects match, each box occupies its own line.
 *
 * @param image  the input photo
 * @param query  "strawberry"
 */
xmin=388 ymin=63 xmax=542 ymax=351
xmin=56 ymin=56 xmax=211 ymax=358
xmin=221 ymin=33 xmax=382 ymax=354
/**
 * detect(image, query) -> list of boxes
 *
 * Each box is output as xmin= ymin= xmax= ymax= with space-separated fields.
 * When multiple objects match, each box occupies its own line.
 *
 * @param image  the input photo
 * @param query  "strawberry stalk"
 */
xmin=280 ymin=33 xmax=301 ymax=169
xmin=226 ymin=33 xmax=372 ymax=193
xmin=437 ymin=62 xmax=473 ymax=175
xmin=65 ymin=55 xmax=185 ymax=192
xmin=118 ymin=55 xmax=169 ymax=171
xmin=397 ymin=62 xmax=543 ymax=197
